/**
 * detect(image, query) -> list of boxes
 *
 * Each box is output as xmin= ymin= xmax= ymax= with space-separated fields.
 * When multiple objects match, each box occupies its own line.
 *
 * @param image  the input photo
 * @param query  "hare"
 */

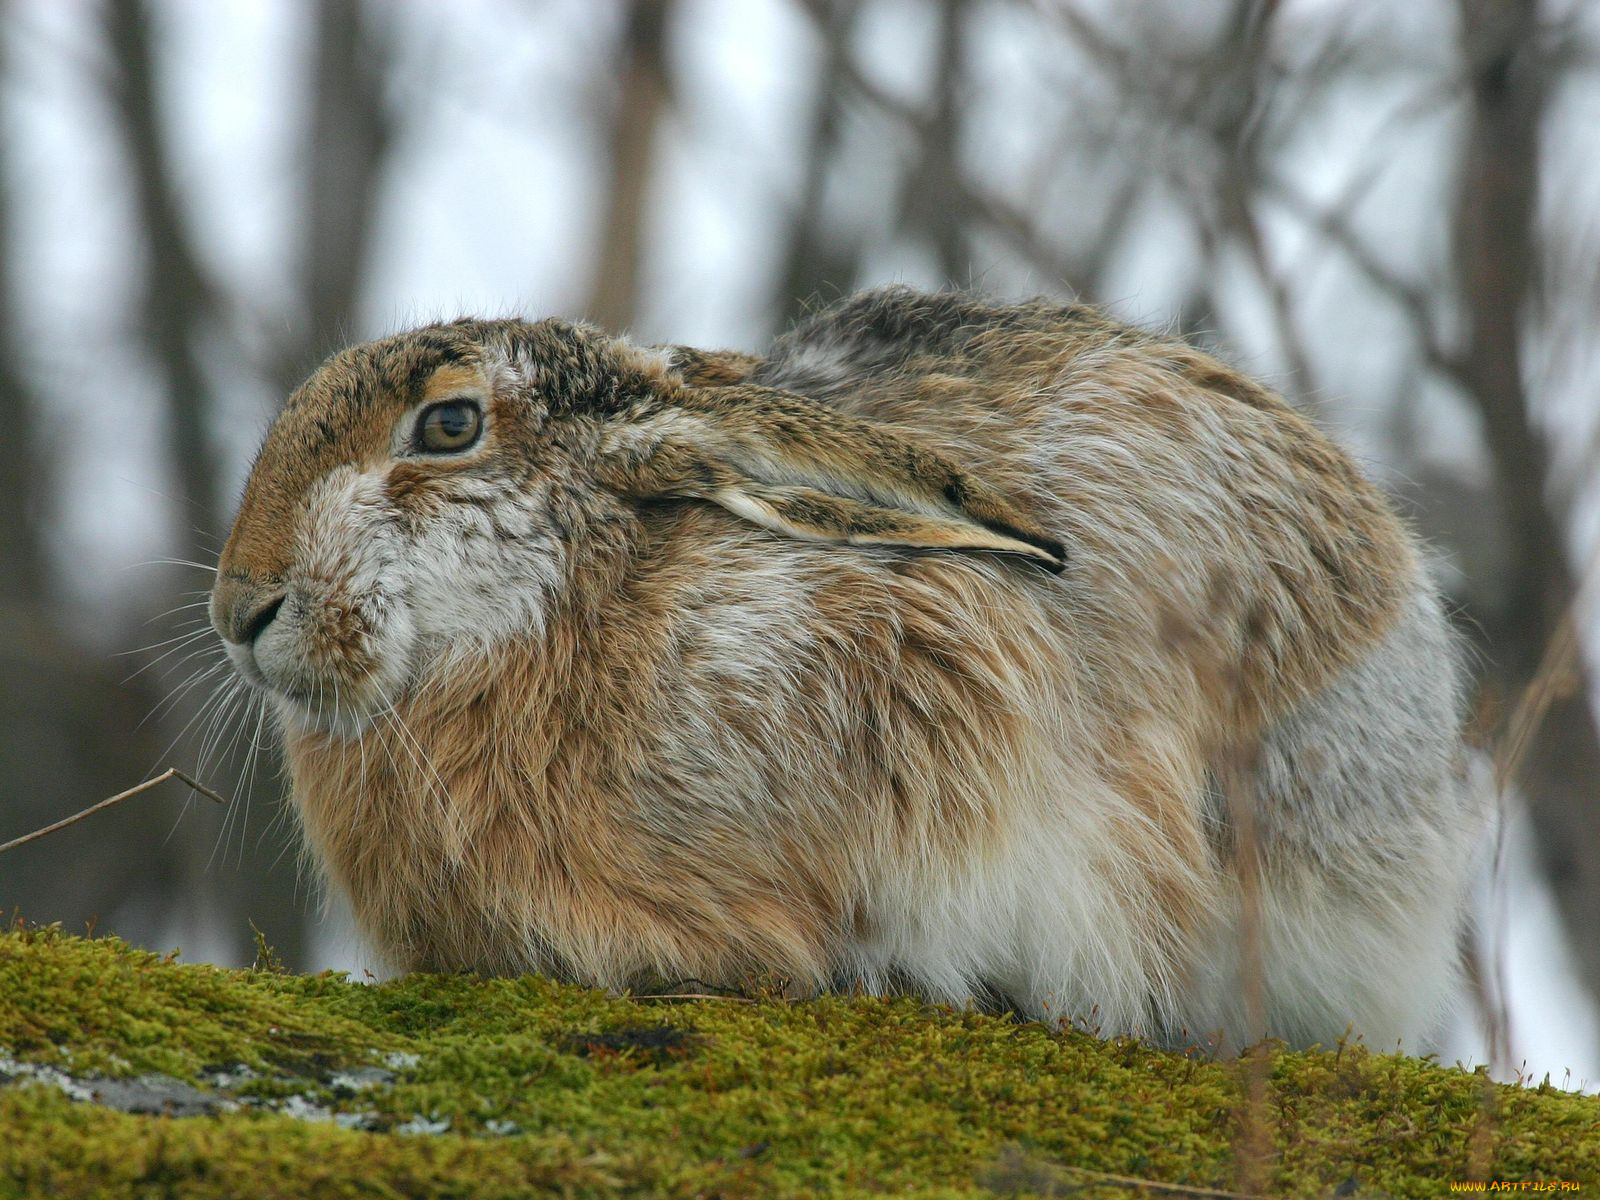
xmin=210 ymin=287 xmax=1485 ymax=1051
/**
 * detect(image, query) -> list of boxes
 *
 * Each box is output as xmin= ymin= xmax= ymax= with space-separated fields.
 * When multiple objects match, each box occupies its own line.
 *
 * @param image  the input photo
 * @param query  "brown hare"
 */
xmin=210 ymin=287 xmax=1485 ymax=1051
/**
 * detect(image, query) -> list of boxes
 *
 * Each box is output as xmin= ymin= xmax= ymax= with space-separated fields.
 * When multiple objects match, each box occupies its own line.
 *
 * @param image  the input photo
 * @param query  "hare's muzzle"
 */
xmin=207 ymin=554 xmax=414 ymax=737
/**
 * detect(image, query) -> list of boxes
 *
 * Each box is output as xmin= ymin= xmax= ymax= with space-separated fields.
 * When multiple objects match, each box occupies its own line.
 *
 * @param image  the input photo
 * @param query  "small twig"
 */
xmin=0 ymin=768 xmax=228 ymax=855
xmin=631 ymin=993 xmax=759 ymax=1005
xmin=986 ymin=1146 xmax=1274 ymax=1200
xmin=1491 ymin=534 xmax=1600 ymax=794
xmin=1053 ymin=1164 xmax=1271 ymax=1200
xmin=1493 ymin=612 xmax=1582 ymax=795
xmin=1477 ymin=538 xmax=1600 ymax=1077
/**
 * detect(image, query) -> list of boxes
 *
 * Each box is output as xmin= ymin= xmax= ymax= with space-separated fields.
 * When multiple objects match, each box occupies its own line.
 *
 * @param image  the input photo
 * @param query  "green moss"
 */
xmin=1 ymin=923 xmax=1595 ymax=1198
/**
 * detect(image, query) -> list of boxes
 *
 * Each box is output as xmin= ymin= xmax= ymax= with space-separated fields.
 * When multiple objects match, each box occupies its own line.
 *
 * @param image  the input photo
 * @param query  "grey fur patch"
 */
xmin=1252 ymin=586 xmax=1475 ymax=872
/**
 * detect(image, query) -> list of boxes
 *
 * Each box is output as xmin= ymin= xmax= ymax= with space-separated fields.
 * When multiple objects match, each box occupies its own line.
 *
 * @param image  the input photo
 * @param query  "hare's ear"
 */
xmin=596 ymin=384 xmax=1065 ymax=573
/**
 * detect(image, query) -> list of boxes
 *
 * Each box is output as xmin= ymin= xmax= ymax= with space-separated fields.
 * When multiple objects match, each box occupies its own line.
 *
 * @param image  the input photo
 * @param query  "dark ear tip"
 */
xmin=1010 ymin=530 xmax=1066 ymax=574
xmin=990 ymin=530 xmax=1067 ymax=574
xmin=999 ymin=539 xmax=1065 ymax=574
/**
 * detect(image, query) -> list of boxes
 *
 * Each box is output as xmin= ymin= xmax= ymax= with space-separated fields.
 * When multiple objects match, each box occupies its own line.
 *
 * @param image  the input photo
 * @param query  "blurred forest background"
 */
xmin=0 ymin=0 xmax=1596 ymax=1086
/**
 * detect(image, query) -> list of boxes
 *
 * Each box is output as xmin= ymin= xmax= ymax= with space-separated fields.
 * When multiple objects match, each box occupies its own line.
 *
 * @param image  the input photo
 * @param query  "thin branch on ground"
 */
xmin=0 ymin=768 xmax=228 ymax=855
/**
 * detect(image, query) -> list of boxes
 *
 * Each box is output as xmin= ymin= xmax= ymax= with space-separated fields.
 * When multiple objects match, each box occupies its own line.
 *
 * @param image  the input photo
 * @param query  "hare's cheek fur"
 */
xmin=250 ymin=466 xmax=417 ymax=736
xmin=258 ymin=463 xmax=563 ymax=737
xmin=392 ymin=473 xmax=565 ymax=655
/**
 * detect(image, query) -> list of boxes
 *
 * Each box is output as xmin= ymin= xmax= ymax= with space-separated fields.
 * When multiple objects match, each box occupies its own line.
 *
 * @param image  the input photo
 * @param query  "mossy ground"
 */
xmin=0 ymin=922 xmax=1594 ymax=1198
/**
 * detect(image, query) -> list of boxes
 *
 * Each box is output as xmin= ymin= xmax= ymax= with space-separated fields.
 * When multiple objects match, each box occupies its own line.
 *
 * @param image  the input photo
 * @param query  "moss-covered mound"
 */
xmin=0 ymin=923 xmax=1593 ymax=1198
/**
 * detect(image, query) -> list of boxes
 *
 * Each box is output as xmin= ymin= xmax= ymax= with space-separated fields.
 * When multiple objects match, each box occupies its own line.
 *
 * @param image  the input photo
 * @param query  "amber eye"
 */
xmin=416 ymin=400 xmax=482 ymax=453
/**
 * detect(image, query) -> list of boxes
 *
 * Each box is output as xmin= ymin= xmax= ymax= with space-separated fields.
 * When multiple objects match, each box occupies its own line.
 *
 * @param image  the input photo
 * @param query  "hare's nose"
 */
xmin=213 ymin=578 xmax=287 ymax=646
xmin=237 ymin=594 xmax=286 ymax=645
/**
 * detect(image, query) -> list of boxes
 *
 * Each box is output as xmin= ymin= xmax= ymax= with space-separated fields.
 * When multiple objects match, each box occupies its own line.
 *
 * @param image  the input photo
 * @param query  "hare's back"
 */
xmin=759 ymin=288 xmax=1423 ymax=735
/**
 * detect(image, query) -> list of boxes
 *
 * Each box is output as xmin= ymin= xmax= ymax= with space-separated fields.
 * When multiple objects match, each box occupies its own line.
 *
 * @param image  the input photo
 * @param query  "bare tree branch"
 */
xmin=795 ymin=0 xmax=1095 ymax=295
xmin=901 ymin=0 xmax=971 ymax=283
xmin=0 ymin=50 xmax=46 ymax=610
xmin=1206 ymin=2 xmax=1326 ymax=400
xmin=1262 ymin=169 xmax=1463 ymax=381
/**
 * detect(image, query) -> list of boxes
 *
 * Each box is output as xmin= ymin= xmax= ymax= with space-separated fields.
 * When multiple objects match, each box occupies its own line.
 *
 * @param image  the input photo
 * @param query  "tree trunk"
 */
xmin=584 ymin=0 xmax=674 ymax=333
xmin=275 ymin=0 xmax=393 ymax=391
xmin=104 ymin=0 xmax=227 ymax=557
xmin=1453 ymin=0 xmax=1600 ymax=1011
xmin=772 ymin=1 xmax=863 ymax=332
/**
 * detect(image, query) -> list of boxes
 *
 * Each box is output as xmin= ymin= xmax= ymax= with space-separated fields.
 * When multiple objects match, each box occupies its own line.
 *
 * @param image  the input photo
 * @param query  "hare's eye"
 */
xmin=416 ymin=400 xmax=482 ymax=453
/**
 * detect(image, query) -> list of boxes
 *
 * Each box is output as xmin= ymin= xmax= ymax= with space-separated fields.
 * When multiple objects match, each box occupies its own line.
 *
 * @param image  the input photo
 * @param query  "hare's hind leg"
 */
xmin=1180 ymin=590 xmax=1487 ymax=1052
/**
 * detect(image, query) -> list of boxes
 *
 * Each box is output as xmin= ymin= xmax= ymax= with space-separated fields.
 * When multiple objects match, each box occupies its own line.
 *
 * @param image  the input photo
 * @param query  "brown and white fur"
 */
xmin=211 ymin=288 xmax=1485 ymax=1051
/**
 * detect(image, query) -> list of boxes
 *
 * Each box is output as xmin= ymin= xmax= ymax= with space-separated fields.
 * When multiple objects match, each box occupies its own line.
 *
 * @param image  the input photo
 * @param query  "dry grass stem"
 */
xmin=985 ymin=1146 xmax=1276 ymax=1200
xmin=0 ymin=767 xmax=228 ymax=855
xmin=1493 ymin=611 xmax=1582 ymax=796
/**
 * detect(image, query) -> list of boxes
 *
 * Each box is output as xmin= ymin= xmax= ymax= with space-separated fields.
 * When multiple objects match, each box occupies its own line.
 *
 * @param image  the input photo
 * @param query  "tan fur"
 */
xmin=834 ymin=333 xmax=1417 ymax=731
xmin=211 ymin=289 xmax=1469 ymax=1046
xmin=421 ymin=362 xmax=489 ymax=403
xmin=285 ymin=531 xmax=1114 ymax=991
xmin=662 ymin=346 xmax=761 ymax=387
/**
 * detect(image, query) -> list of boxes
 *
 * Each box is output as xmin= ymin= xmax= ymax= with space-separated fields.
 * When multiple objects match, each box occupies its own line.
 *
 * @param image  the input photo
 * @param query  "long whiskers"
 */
xmin=372 ymin=671 xmax=459 ymax=839
xmin=120 ymin=625 xmax=219 ymax=682
xmin=138 ymin=654 xmax=234 ymax=730
xmin=128 ymin=557 xmax=221 ymax=574
xmin=378 ymin=704 xmax=453 ymax=812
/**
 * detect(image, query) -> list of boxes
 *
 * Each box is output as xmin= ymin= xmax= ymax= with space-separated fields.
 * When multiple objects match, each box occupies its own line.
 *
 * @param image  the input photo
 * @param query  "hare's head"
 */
xmin=211 ymin=318 xmax=1063 ymax=737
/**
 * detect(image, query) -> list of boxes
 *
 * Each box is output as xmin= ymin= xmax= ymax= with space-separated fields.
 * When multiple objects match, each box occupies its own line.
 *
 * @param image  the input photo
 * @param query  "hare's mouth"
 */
xmin=221 ymin=640 xmax=393 ymax=738
xmin=217 ymin=590 xmax=413 ymax=739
